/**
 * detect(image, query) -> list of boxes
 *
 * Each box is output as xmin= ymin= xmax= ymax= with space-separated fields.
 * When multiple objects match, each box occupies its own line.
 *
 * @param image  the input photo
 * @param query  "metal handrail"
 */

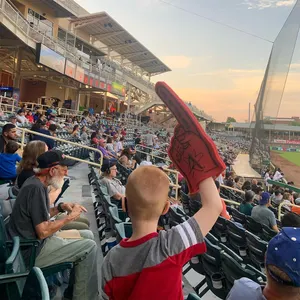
xmin=18 ymin=128 xmax=103 ymax=168
xmin=223 ymin=199 xmax=240 ymax=206
xmin=136 ymin=144 xmax=169 ymax=155
xmin=278 ymin=202 xmax=300 ymax=221
xmin=221 ymin=185 xmax=245 ymax=195
xmin=161 ymin=167 xmax=180 ymax=200
xmin=135 ymin=148 xmax=172 ymax=163
xmin=0 ymin=96 xmax=84 ymax=118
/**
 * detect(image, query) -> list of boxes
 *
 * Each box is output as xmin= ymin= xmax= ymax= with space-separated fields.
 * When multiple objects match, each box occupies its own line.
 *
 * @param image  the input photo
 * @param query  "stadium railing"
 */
xmin=135 ymin=145 xmax=172 ymax=163
xmin=18 ymin=128 xmax=103 ymax=168
xmin=278 ymin=202 xmax=300 ymax=221
xmin=0 ymin=97 xmax=16 ymax=114
xmin=267 ymin=179 xmax=300 ymax=193
xmin=221 ymin=185 xmax=245 ymax=195
xmin=0 ymin=96 xmax=84 ymax=119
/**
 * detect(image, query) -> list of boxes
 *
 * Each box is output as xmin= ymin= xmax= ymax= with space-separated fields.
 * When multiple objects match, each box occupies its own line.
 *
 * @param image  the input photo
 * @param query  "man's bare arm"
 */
xmin=36 ymin=205 xmax=83 ymax=239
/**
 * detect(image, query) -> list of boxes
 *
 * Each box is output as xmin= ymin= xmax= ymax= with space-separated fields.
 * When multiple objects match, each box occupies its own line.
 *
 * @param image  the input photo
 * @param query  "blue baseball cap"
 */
xmin=101 ymin=159 xmax=117 ymax=173
xmin=259 ymin=192 xmax=270 ymax=205
xmin=266 ymin=227 xmax=300 ymax=287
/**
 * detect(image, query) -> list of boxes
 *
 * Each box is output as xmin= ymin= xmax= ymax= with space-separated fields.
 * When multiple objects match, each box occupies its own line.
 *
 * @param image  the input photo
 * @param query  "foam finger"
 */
xmin=155 ymin=82 xmax=198 ymax=132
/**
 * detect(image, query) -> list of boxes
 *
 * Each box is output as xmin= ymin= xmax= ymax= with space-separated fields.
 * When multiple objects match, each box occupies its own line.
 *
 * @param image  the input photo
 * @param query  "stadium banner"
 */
xmin=75 ymin=66 xmax=84 ymax=83
xmin=36 ymin=44 xmax=65 ymax=74
xmin=94 ymin=78 xmax=99 ymax=88
xmin=89 ymin=73 xmax=94 ymax=87
xmin=99 ymin=81 xmax=106 ymax=90
xmin=273 ymin=139 xmax=300 ymax=145
xmin=84 ymin=70 xmax=89 ymax=85
xmin=65 ymin=60 xmax=76 ymax=78
xmin=273 ymin=139 xmax=287 ymax=144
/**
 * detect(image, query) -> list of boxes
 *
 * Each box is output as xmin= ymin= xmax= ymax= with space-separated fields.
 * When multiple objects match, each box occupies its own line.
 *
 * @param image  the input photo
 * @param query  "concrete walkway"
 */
xmin=54 ymin=162 xmax=103 ymax=299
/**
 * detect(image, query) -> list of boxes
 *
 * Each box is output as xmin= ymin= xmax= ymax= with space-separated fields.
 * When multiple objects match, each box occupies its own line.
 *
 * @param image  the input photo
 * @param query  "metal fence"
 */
xmin=249 ymin=0 xmax=300 ymax=172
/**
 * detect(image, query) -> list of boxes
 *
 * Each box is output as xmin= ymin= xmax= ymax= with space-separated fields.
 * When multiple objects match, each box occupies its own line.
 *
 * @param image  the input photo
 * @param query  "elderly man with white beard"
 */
xmin=7 ymin=150 xmax=99 ymax=300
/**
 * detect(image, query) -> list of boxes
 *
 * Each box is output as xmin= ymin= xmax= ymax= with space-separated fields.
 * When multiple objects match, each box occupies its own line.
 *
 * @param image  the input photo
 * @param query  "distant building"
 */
xmin=267 ymin=117 xmax=300 ymax=125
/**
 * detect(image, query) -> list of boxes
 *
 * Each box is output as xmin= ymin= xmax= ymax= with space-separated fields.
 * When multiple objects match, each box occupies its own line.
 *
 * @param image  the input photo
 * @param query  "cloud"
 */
xmin=244 ymin=0 xmax=295 ymax=9
xmin=162 ymin=55 xmax=192 ymax=69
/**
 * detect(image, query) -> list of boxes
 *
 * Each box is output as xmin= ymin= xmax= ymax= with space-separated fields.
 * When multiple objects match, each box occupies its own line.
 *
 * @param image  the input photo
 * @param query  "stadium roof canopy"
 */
xmin=26 ymin=0 xmax=86 ymax=17
xmin=69 ymin=12 xmax=171 ymax=75
xmin=231 ymin=122 xmax=300 ymax=132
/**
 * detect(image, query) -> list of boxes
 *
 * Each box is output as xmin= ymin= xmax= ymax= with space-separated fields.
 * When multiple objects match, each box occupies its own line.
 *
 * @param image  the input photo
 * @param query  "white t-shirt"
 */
xmin=115 ymin=141 xmax=123 ymax=153
xmin=16 ymin=115 xmax=28 ymax=124
xmin=145 ymin=134 xmax=154 ymax=146
xmin=106 ymin=143 xmax=114 ymax=152
xmin=273 ymin=171 xmax=283 ymax=181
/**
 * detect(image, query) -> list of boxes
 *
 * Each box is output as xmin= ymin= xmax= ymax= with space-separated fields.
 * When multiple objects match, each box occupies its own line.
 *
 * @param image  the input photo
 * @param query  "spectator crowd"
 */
xmin=0 ymin=102 xmax=300 ymax=300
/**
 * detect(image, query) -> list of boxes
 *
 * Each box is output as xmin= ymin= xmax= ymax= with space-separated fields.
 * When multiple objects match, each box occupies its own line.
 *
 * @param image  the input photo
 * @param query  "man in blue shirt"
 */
xmin=227 ymin=227 xmax=300 ymax=300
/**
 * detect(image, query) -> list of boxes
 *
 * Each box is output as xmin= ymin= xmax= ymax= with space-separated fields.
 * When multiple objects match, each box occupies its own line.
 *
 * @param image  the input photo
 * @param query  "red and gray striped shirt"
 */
xmin=101 ymin=217 xmax=206 ymax=300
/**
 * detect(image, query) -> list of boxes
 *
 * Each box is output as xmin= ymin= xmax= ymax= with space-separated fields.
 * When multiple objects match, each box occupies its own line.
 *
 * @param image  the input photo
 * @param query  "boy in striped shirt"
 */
xmin=101 ymin=82 xmax=225 ymax=299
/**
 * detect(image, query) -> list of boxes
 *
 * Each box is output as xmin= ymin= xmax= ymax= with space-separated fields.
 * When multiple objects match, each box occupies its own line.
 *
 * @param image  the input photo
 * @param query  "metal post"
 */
xmin=21 ymin=129 xmax=25 ymax=150
xmin=127 ymin=85 xmax=131 ymax=122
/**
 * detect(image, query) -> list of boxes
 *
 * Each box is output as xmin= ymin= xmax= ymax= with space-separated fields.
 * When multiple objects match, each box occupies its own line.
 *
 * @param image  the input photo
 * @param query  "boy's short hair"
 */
xmin=49 ymin=124 xmax=57 ymax=132
xmin=5 ymin=140 xmax=19 ymax=154
xmin=281 ymin=212 xmax=300 ymax=228
xmin=126 ymin=166 xmax=170 ymax=221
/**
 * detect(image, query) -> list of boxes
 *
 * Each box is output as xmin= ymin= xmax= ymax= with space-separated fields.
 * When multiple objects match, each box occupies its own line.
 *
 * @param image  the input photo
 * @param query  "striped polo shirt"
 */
xmin=101 ymin=217 xmax=206 ymax=300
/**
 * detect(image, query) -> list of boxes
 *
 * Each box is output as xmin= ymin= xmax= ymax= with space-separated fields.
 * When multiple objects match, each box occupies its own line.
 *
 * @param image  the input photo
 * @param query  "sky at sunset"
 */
xmin=75 ymin=0 xmax=299 ymax=122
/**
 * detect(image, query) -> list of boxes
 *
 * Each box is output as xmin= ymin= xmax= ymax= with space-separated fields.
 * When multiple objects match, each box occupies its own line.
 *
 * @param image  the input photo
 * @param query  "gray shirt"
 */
xmin=81 ymin=131 xmax=88 ymax=142
xmin=251 ymin=205 xmax=277 ymax=228
xmin=227 ymin=278 xmax=266 ymax=300
xmin=144 ymin=134 xmax=154 ymax=146
xmin=7 ymin=176 xmax=50 ymax=262
xmin=99 ymin=177 xmax=125 ymax=198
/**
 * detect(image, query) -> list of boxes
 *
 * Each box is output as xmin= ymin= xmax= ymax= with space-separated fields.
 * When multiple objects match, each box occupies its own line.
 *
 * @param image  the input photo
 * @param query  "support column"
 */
xmin=117 ymin=98 xmax=120 ymax=112
xmin=289 ymin=131 xmax=291 ymax=140
xmin=86 ymin=93 xmax=90 ymax=109
xmin=127 ymin=86 xmax=132 ymax=118
xmin=13 ymin=48 xmax=22 ymax=88
xmin=103 ymin=92 xmax=107 ymax=111
xmin=75 ymin=93 xmax=80 ymax=111
xmin=64 ymin=88 xmax=70 ymax=100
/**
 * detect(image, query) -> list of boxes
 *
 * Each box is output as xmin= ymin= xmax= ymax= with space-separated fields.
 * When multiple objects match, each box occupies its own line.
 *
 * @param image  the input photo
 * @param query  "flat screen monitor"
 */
xmin=36 ymin=44 xmax=65 ymax=74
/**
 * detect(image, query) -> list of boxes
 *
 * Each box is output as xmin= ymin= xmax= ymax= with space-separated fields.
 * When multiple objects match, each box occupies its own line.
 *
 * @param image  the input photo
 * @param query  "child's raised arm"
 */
xmin=155 ymin=82 xmax=225 ymax=236
xmin=194 ymin=178 xmax=223 ymax=236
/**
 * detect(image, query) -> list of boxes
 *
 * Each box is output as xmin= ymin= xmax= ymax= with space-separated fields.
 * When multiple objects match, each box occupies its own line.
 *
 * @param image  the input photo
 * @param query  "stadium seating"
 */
xmin=0 ymin=266 xmax=50 ymax=300
xmin=0 ymin=214 xmax=73 ymax=291
xmin=245 ymin=231 xmax=267 ymax=270
xmin=231 ymin=208 xmax=246 ymax=225
xmin=245 ymin=216 xmax=262 ymax=237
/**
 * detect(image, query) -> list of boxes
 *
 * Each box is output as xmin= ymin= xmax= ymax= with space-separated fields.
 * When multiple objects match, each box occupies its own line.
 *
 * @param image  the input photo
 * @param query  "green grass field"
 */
xmin=274 ymin=151 xmax=300 ymax=167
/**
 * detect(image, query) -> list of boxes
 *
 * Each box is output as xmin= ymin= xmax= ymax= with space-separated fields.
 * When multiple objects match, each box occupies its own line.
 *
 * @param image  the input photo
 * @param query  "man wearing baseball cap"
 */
xmin=251 ymin=192 xmax=279 ymax=232
xmin=227 ymin=227 xmax=300 ymax=299
xmin=7 ymin=150 xmax=99 ymax=300
xmin=99 ymin=159 xmax=125 ymax=202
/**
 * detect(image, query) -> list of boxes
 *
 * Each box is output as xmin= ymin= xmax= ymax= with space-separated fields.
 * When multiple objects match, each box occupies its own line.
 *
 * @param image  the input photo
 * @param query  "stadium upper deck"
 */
xmin=0 ymin=0 xmax=211 ymax=122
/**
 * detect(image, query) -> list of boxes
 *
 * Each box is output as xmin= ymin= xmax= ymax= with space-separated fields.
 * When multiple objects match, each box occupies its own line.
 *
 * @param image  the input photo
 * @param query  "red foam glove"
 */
xmin=155 ymin=82 xmax=226 ymax=194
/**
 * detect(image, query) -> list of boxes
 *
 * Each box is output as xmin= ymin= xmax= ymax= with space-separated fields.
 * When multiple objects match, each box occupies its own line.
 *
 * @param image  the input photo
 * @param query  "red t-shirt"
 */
xmin=26 ymin=115 xmax=34 ymax=123
xmin=101 ymin=217 xmax=206 ymax=299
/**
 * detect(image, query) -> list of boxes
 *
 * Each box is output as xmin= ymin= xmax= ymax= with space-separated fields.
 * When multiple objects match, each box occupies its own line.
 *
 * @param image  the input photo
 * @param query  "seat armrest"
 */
xmin=41 ymin=262 xmax=73 ymax=278
xmin=0 ymin=272 xmax=29 ymax=284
